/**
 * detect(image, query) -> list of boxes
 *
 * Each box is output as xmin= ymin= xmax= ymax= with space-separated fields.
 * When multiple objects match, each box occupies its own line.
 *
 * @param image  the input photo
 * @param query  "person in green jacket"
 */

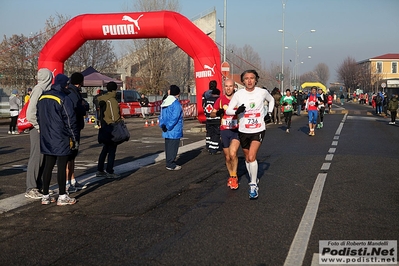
xmin=388 ymin=94 xmax=398 ymax=125
xmin=96 ymin=82 xmax=122 ymax=179
xmin=280 ymin=89 xmax=297 ymax=133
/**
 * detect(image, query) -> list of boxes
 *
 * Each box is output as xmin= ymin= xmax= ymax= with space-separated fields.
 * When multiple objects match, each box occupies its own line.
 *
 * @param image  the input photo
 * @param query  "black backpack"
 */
xmin=376 ymin=95 xmax=382 ymax=104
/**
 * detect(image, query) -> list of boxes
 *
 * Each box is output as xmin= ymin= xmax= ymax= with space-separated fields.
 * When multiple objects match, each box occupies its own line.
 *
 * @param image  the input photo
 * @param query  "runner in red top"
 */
xmin=211 ymin=79 xmax=240 ymax=189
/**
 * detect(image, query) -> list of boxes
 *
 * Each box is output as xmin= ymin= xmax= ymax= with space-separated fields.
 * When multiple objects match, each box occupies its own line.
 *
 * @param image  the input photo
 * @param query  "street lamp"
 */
xmin=218 ymin=0 xmax=227 ymax=64
xmin=280 ymin=0 xmax=286 ymax=91
xmin=285 ymin=46 xmax=312 ymax=90
xmin=280 ymin=29 xmax=315 ymax=90
xmin=218 ymin=19 xmax=224 ymax=64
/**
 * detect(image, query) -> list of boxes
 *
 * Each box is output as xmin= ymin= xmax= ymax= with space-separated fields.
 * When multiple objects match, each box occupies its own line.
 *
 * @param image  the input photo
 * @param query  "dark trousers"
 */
xmin=391 ymin=110 xmax=397 ymax=122
xmin=206 ymin=123 xmax=220 ymax=153
xmin=283 ymin=111 xmax=293 ymax=129
xmin=376 ymin=104 xmax=383 ymax=114
xmin=9 ymin=115 xmax=17 ymax=131
xmin=165 ymin=138 xmax=180 ymax=168
xmin=42 ymin=155 xmax=69 ymax=195
xmin=98 ymin=143 xmax=118 ymax=174
xmin=317 ymin=107 xmax=325 ymax=124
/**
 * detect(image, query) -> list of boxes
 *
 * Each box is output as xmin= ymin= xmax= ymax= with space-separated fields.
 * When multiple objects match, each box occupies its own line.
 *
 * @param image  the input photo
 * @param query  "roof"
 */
xmin=370 ymin=53 xmax=399 ymax=60
xmin=81 ymin=66 xmax=123 ymax=87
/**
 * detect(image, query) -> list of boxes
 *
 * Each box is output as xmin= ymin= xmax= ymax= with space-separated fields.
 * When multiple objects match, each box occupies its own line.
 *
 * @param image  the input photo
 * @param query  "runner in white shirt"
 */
xmin=226 ymin=70 xmax=274 ymax=199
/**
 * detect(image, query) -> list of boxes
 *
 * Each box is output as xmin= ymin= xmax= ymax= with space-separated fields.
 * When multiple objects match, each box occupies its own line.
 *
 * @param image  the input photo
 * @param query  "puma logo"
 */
xmin=204 ymin=64 xmax=216 ymax=74
xmin=122 ymin=15 xmax=144 ymax=30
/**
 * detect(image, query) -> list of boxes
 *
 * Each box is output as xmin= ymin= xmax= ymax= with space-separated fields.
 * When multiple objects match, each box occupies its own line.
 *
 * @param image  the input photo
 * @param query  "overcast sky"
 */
xmin=1 ymin=0 xmax=398 ymax=85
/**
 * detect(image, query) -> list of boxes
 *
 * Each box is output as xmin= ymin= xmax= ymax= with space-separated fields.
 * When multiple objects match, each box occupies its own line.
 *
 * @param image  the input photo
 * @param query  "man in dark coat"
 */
xmin=37 ymin=73 xmax=78 ymax=206
xmin=202 ymin=80 xmax=221 ymax=154
xmin=66 ymin=72 xmax=90 ymax=192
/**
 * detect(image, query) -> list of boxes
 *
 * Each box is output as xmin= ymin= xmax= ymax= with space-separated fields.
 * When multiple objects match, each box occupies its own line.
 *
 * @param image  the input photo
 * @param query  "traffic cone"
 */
xmin=156 ymin=119 xmax=159 ymax=125
xmin=144 ymin=120 xmax=148 ymax=127
xmin=151 ymin=120 xmax=155 ymax=126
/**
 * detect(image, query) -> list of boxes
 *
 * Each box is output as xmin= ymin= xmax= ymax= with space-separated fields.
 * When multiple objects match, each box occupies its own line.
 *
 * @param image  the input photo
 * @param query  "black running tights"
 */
xmin=42 ymin=155 xmax=69 ymax=195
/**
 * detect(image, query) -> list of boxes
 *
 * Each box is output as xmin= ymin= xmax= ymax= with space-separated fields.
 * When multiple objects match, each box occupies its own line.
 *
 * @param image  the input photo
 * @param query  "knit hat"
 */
xmin=209 ymin=80 xmax=217 ymax=90
xmin=27 ymin=88 xmax=32 ymax=92
xmin=12 ymin=89 xmax=18 ymax=94
xmin=54 ymin=74 xmax=69 ymax=88
xmin=169 ymin=85 xmax=180 ymax=96
xmin=70 ymin=72 xmax=84 ymax=85
xmin=106 ymin=81 xmax=117 ymax=92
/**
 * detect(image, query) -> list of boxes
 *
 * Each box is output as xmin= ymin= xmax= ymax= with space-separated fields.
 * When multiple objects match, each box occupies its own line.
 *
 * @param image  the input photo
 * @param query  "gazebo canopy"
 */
xmin=81 ymin=66 xmax=123 ymax=87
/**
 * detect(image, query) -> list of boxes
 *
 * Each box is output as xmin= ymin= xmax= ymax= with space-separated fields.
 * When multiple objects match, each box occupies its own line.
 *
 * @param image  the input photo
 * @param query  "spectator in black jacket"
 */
xmin=37 ymin=74 xmax=78 ymax=206
xmin=65 ymin=72 xmax=90 ymax=193
xmin=202 ymin=80 xmax=221 ymax=154
xmin=139 ymin=93 xmax=150 ymax=119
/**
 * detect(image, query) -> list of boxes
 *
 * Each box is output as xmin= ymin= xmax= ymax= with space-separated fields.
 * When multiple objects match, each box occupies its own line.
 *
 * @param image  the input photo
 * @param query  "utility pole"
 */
xmin=223 ymin=0 xmax=227 ymax=63
xmin=281 ymin=0 xmax=286 ymax=91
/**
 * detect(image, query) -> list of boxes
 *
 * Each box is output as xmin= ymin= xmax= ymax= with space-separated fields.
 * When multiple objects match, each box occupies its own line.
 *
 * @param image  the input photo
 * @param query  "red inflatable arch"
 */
xmin=38 ymin=11 xmax=221 ymax=122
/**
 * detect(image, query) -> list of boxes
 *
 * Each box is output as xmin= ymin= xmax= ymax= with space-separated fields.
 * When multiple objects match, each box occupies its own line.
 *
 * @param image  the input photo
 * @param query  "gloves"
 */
xmin=161 ymin=124 xmax=167 ymax=132
xmin=283 ymin=102 xmax=288 ymax=106
xmin=235 ymin=104 xmax=246 ymax=115
xmin=70 ymin=139 xmax=79 ymax=150
xmin=216 ymin=108 xmax=224 ymax=117
xmin=315 ymin=102 xmax=319 ymax=107
xmin=264 ymin=112 xmax=272 ymax=124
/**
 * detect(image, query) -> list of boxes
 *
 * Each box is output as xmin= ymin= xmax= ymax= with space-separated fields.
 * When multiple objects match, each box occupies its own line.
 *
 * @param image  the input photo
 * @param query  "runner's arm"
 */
xmin=225 ymin=94 xmax=238 ymax=115
xmin=264 ymin=91 xmax=274 ymax=113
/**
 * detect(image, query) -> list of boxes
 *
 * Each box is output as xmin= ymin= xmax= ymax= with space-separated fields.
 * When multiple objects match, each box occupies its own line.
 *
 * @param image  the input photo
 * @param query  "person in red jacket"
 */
xmin=305 ymin=86 xmax=320 ymax=136
xmin=327 ymin=94 xmax=333 ymax=113
xmin=210 ymin=79 xmax=240 ymax=189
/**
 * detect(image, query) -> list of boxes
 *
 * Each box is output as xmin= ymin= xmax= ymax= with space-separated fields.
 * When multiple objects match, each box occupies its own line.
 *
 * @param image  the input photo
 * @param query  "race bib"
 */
xmin=244 ymin=112 xmax=261 ymax=129
xmin=284 ymin=104 xmax=292 ymax=111
xmin=221 ymin=115 xmax=238 ymax=130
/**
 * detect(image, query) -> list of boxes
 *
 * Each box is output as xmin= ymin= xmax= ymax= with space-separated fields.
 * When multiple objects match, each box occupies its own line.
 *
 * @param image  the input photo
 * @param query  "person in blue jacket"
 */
xmin=37 ymin=73 xmax=78 ymax=206
xmin=159 ymin=85 xmax=183 ymax=171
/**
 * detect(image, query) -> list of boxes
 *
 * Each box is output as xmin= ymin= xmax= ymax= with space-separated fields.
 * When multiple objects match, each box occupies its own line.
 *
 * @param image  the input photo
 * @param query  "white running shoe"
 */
xmin=57 ymin=195 xmax=77 ymax=206
xmin=249 ymin=184 xmax=259 ymax=199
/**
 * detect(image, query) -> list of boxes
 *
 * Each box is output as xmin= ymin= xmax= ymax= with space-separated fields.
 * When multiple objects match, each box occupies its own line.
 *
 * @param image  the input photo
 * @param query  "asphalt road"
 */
xmin=0 ymin=102 xmax=397 ymax=266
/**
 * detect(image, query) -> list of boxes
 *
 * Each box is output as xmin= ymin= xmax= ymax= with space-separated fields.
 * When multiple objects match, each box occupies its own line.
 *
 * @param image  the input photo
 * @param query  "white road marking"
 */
xmin=284 ymin=113 xmax=347 ymax=266
xmin=325 ymin=154 xmax=334 ymax=161
xmin=346 ymin=116 xmax=384 ymax=121
xmin=284 ymin=173 xmax=327 ymax=266
xmin=321 ymin=163 xmax=331 ymax=170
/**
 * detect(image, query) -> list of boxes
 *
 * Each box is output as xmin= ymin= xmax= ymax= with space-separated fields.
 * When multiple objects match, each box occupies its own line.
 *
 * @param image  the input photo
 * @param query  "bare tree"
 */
xmin=313 ymin=63 xmax=330 ymax=85
xmin=300 ymin=71 xmax=319 ymax=83
xmin=66 ymin=40 xmax=117 ymax=75
xmin=0 ymin=13 xmax=116 ymax=93
xmin=264 ymin=62 xmax=282 ymax=90
xmin=0 ymin=34 xmax=40 ymax=90
xmin=122 ymin=0 xmax=182 ymax=94
xmin=227 ymin=44 xmax=262 ymax=75
xmin=43 ymin=14 xmax=117 ymax=75
xmin=337 ymin=56 xmax=359 ymax=93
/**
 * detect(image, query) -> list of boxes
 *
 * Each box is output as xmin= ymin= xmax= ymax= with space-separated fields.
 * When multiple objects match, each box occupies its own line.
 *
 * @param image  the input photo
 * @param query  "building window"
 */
xmin=376 ymin=61 xmax=382 ymax=73
xmin=392 ymin=62 xmax=398 ymax=74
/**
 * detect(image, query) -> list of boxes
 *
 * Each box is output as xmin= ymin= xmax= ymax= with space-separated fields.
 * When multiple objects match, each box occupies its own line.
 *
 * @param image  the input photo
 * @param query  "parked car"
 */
xmin=116 ymin=90 xmax=141 ymax=103
xmin=116 ymin=90 xmax=161 ymax=117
